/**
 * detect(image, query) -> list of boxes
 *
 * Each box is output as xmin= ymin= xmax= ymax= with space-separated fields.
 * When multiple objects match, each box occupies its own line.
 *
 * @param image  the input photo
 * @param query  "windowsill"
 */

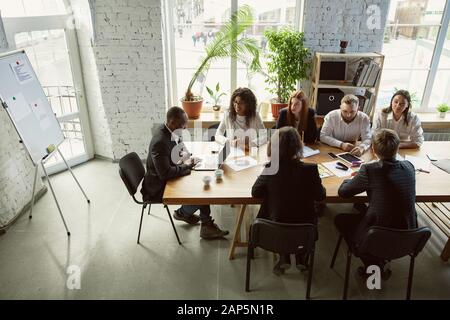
xmin=187 ymin=111 xmax=277 ymax=129
xmin=187 ymin=112 xmax=450 ymax=130
xmin=416 ymin=112 xmax=450 ymax=129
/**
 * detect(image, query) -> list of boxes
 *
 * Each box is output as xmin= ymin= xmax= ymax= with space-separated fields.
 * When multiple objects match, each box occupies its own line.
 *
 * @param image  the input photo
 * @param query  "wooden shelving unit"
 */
xmin=309 ymin=52 xmax=385 ymax=119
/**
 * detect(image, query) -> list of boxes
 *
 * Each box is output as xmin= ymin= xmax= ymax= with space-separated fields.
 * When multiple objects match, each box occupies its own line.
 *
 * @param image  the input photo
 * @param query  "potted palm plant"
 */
xmin=264 ymin=27 xmax=311 ymax=118
xmin=437 ymin=103 xmax=449 ymax=119
xmin=181 ymin=5 xmax=261 ymax=119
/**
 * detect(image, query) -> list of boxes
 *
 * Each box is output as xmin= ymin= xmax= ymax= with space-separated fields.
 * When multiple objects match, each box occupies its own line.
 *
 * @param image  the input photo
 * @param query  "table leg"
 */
xmin=235 ymin=205 xmax=241 ymax=243
xmin=441 ymin=237 xmax=450 ymax=262
xmin=228 ymin=204 xmax=247 ymax=260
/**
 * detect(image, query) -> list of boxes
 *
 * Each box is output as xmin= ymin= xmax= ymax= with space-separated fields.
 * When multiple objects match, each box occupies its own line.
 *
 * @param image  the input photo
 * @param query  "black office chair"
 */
xmin=118 ymin=152 xmax=181 ymax=245
xmin=245 ymin=218 xmax=317 ymax=300
xmin=330 ymin=226 xmax=431 ymax=300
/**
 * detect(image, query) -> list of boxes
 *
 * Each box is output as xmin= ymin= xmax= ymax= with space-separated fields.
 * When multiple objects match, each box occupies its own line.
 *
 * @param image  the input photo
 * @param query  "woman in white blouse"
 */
xmin=215 ymin=87 xmax=267 ymax=149
xmin=373 ymin=89 xmax=424 ymax=149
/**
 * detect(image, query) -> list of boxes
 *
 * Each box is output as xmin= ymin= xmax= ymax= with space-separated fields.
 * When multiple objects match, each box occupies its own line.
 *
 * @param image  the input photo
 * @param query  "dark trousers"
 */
xmin=179 ymin=205 xmax=212 ymax=223
xmin=334 ymin=213 xmax=385 ymax=268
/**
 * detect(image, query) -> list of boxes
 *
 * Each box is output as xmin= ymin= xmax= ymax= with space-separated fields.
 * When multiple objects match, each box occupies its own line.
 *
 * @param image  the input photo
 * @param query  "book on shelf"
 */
xmin=352 ymin=61 xmax=365 ymax=86
xmin=352 ymin=59 xmax=381 ymax=87
xmin=362 ymin=90 xmax=374 ymax=115
xmin=372 ymin=68 xmax=382 ymax=87
xmin=361 ymin=61 xmax=376 ymax=86
xmin=357 ymin=61 xmax=371 ymax=87
xmin=366 ymin=64 xmax=380 ymax=87
xmin=355 ymin=95 xmax=367 ymax=112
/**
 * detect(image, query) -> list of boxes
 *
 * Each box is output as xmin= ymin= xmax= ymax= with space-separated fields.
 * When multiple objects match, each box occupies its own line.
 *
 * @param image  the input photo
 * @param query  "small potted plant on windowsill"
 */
xmin=181 ymin=5 xmax=261 ymax=119
xmin=206 ymin=82 xmax=226 ymax=119
xmin=437 ymin=103 xmax=449 ymax=119
xmin=264 ymin=27 xmax=311 ymax=119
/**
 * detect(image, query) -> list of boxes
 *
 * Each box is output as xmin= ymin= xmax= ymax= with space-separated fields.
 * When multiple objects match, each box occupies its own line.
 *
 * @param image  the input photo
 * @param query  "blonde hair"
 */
xmin=341 ymin=94 xmax=359 ymax=108
xmin=372 ymin=129 xmax=400 ymax=160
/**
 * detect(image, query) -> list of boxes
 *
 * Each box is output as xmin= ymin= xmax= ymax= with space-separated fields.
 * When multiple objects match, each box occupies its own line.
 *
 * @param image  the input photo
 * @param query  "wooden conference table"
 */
xmin=163 ymin=141 xmax=450 ymax=259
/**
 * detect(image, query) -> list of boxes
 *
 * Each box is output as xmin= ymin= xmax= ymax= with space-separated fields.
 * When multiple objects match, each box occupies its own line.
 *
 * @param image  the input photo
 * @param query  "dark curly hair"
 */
xmin=229 ymin=87 xmax=257 ymax=127
xmin=383 ymin=89 xmax=412 ymax=126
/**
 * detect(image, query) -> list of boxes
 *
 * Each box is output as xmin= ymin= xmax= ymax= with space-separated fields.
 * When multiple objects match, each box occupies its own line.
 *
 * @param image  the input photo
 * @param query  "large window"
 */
xmin=378 ymin=0 xmax=450 ymax=110
xmin=169 ymin=0 xmax=301 ymax=110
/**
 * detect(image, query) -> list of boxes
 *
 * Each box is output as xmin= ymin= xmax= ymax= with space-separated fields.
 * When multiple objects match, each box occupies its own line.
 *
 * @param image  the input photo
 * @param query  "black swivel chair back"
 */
xmin=245 ymin=218 xmax=317 ymax=299
xmin=330 ymin=225 xmax=431 ymax=300
xmin=119 ymin=152 xmax=145 ymax=203
xmin=359 ymin=226 xmax=431 ymax=260
xmin=118 ymin=152 xmax=181 ymax=245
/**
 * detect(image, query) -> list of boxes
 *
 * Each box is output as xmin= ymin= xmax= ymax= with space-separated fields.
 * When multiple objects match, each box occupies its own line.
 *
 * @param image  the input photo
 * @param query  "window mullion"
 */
xmin=421 ymin=0 xmax=450 ymax=109
xmin=230 ymin=0 xmax=237 ymax=93
xmin=164 ymin=0 xmax=177 ymax=107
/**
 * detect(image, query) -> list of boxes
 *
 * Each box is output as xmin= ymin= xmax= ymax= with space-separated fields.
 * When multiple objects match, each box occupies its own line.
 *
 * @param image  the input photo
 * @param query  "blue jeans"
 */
xmin=179 ymin=205 xmax=212 ymax=223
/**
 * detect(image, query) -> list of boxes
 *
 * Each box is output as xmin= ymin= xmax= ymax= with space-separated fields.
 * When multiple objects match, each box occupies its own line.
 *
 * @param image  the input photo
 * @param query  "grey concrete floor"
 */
xmin=0 ymin=159 xmax=449 ymax=300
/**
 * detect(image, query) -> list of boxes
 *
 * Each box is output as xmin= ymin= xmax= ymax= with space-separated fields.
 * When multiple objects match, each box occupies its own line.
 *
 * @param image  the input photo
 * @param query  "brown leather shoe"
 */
xmin=173 ymin=209 xmax=200 ymax=225
xmin=200 ymin=219 xmax=229 ymax=239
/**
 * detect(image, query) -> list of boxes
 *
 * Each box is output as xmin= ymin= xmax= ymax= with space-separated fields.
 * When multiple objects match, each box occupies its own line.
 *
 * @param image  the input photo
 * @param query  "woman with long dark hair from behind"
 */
xmin=251 ymin=127 xmax=326 ymax=275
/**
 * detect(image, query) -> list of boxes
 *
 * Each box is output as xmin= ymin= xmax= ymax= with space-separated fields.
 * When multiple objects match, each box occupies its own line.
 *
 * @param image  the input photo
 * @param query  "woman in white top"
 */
xmin=215 ymin=87 xmax=267 ymax=149
xmin=373 ymin=89 xmax=424 ymax=149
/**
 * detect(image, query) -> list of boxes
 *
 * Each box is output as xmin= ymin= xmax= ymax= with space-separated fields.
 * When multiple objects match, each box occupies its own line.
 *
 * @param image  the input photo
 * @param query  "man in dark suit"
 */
xmin=141 ymin=107 xmax=228 ymax=240
xmin=335 ymin=128 xmax=417 ymax=278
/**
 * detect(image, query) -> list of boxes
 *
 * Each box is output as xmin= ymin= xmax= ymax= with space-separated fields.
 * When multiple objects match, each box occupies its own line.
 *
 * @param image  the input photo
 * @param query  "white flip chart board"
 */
xmin=0 ymin=50 xmax=64 ymax=165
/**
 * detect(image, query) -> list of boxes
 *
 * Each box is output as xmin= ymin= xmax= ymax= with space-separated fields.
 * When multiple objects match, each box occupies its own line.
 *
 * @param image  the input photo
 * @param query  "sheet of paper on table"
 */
xmin=322 ymin=160 xmax=353 ymax=177
xmin=303 ymin=146 xmax=320 ymax=158
xmin=405 ymin=155 xmax=430 ymax=171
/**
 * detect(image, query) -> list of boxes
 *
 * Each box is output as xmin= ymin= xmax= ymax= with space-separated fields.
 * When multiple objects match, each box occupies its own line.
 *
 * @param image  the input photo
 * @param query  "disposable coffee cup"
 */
xmin=202 ymin=175 xmax=212 ymax=187
xmin=215 ymin=169 xmax=224 ymax=180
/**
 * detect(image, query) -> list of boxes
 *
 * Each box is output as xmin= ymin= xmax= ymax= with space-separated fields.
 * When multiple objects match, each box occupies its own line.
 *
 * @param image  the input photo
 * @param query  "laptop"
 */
xmin=193 ymin=140 xmax=230 ymax=171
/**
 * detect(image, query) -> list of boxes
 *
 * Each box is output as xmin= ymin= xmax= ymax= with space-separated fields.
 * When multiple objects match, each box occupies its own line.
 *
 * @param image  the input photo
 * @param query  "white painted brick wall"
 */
xmin=303 ymin=0 xmax=389 ymax=54
xmin=70 ymin=0 xmax=114 ymax=159
xmin=95 ymin=0 xmax=166 ymax=160
xmin=73 ymin=0 xmax=166 ymax=160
